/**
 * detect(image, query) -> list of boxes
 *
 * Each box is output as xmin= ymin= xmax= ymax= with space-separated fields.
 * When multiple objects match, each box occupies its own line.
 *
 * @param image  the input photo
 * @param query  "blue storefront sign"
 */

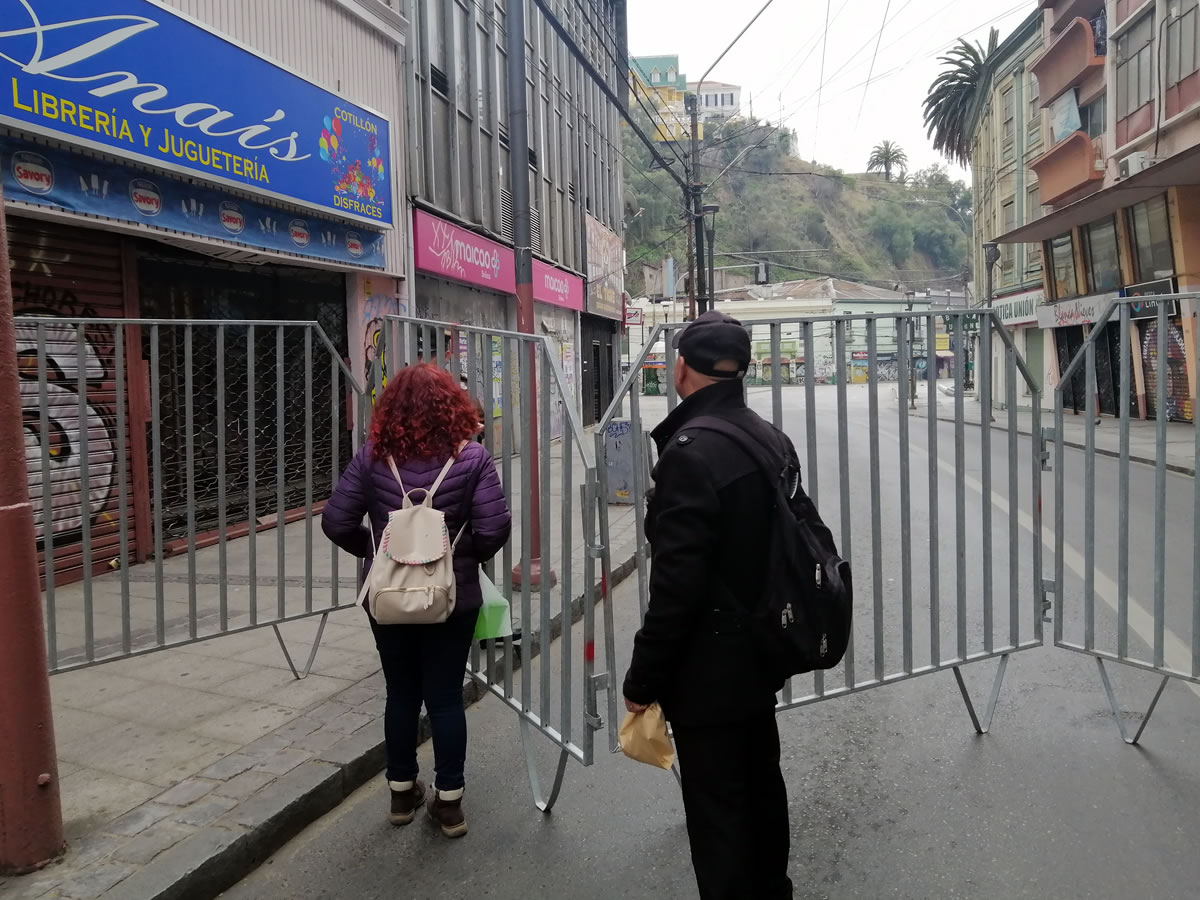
xmin=0 ymin=0 xmax=393 ymax=227
xmin=2 ymin=137 xmax=385 ymax=268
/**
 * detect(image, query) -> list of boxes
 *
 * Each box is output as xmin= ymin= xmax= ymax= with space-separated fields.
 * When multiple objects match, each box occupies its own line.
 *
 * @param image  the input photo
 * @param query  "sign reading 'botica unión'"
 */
xmin=0 ymin=0 xmax=393 ymax=227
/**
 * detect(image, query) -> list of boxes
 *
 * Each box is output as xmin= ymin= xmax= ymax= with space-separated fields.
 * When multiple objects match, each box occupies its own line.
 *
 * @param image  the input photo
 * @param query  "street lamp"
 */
xmin=703 ymin=203 xmax=719 ymax=311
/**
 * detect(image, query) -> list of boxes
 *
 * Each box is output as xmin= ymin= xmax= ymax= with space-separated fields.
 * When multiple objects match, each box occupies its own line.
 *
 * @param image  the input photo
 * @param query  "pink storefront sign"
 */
xmin=532 ymin=259 xmax=584 ymax=311
xmin=413 ymin=209 xmax=516 ymax=293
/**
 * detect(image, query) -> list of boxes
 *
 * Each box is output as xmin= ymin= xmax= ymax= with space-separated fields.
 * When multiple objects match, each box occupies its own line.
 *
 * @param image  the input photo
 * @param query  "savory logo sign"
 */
xmin=0 ymin=0 xmax=393 ymax=226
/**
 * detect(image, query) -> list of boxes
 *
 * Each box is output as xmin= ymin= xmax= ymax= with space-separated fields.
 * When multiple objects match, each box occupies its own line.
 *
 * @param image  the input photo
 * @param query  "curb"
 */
xmin=930 ymin=413 xmax=1196 ymax=478
xmin=102 ymin=553 xmax=640 ymax=900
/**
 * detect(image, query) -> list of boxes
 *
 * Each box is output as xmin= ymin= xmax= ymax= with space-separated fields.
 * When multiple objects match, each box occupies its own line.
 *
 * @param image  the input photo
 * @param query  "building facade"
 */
xmin=630 ymin=55 xmax=695 ymax=143
xmin=687 ymin=81 xmax=743 ymax=122
xmin=968 ymin=10 xmax=1050 ymax=409
xmin=3 ymin=0 xmax=409 ymax=582
xmin=406 ymin=0 xmax=627 ymax=425
xmin=997 ymin=0 xmax=1200 ymax=423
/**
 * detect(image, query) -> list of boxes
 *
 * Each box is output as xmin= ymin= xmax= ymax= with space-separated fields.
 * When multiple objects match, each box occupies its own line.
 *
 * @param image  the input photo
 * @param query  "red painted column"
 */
xmin=0 ymin=187 xmax=64 ymax=872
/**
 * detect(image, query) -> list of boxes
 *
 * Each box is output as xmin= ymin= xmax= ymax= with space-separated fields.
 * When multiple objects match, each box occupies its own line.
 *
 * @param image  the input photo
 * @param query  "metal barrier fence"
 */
xmin=17 ymin=317 xmax=366 ymax=676
xmin=1051 ymin=293 xmax=1200 ymax=743
xmin=597 ymin=309 xmax=1047 ymax=744
xmin=379 ymin=315 xmax=605 ymax=811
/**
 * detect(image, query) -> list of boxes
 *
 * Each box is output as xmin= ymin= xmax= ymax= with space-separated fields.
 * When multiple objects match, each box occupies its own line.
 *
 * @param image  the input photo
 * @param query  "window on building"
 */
xmin=1128 ymin=194 xmax=1176 ymax=280
xmin=651 ymin=68 xmax=660 ymax=84
xmin=725 ymin=92 xmax=734 ymax=105
xmin=1027 ymin=187 xmax=1043 ymax=272
xmin=667 ymin=67 xmax=676 ymax=83
xmin=1001 ymin=199 xmax=1017 ymax=283
xmin=1080 ymin=93 xmax=1106 ymax=139
xmin=1167 ymin=0 xmax=1200 ymax=86
xmin=1117 ymin=14 xmax=1155 ymax=119
xmin=1003 ymin=87 xmax=1015 ymax=143
xmin=1083 ymin=217 xmax=1121 ymax=292
xmin=1028 ymin=74 xmax=1042 ymax=145
xmin=1049 ymin=232 xmax=1079 ymax=300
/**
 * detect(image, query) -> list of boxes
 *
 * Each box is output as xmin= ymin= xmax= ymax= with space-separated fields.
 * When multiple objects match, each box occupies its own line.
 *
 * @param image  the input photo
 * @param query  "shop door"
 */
xmin=590 ymin=341 xmax=604 ymax=424
xmin=1055 ymin=327 xmax=1086 ymax=413
xmin=138 ymin=252 xmax=351 ymax=540
xmin=1140 ymin=317 xmax=1194 ymax=423
xmin=9 ymin=217 xmax=142 ymax=585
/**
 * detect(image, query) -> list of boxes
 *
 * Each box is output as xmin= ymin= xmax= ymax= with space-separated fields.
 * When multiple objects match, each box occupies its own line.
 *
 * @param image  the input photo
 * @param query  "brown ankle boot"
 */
xmin=388 ymin=780 xmax=426 ymax=826
xmin=427 ymin=787 xmax=468 ymax=838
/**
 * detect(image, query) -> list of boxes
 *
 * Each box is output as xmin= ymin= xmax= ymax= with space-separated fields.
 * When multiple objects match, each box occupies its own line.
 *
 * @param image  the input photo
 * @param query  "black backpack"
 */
xmin=689 ymin=415 xmax=853 ymax=681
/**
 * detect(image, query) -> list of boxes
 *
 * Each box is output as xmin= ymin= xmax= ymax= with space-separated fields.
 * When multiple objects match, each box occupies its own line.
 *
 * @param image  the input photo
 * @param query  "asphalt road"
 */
xmin=223 ymin=385 xmax=1200 ymax=900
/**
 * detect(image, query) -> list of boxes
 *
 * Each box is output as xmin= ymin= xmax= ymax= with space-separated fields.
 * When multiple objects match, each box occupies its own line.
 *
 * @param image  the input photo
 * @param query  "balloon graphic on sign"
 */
xmin=332 ymin=118 xmax=342 ymax=137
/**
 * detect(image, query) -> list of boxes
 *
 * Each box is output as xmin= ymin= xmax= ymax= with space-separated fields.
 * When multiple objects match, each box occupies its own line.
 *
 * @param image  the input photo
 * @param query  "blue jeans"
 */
xmin=369 ymin=612 xmax=476 ymax=791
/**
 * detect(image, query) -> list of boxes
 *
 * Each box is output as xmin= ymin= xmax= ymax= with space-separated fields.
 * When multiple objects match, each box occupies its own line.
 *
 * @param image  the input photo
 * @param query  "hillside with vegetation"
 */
xmin=621 ymin=113 xmax=973 ymax=298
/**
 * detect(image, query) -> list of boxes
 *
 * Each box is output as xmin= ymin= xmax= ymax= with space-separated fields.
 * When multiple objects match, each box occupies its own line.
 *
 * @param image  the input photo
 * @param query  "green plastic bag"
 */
xmin=473 ymin=571 xmax=513 ymax=642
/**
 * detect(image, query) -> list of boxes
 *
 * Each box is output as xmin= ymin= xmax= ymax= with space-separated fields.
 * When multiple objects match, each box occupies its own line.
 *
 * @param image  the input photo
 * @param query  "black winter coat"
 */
xmin=623 ymin=379 xmax=796 ymax=727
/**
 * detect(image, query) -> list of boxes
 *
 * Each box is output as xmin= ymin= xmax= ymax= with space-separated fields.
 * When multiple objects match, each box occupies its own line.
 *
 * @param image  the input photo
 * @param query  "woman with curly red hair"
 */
xmin=322 ymin=363 xmax=511 ymax=838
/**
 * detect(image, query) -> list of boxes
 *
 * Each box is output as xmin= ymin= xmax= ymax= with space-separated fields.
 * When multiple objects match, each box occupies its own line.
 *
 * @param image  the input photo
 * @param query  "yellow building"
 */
xmin=630 ymin=55 xmax=701 ymax=143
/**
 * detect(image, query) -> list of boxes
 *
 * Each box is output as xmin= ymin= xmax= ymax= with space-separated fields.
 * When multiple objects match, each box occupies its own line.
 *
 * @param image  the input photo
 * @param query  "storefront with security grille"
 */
xmin=2 ymin=0 xmax=406 ymax=583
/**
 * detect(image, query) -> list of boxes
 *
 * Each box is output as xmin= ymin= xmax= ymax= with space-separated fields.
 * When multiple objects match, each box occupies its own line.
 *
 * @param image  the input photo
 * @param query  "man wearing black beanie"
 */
xmin=623 ymin=310 xmax=795 ymax=899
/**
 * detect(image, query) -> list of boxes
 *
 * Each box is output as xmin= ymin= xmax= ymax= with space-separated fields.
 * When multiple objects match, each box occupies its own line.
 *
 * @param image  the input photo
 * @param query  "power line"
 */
xmin=813 ymin=0 xmax=833 ymax=158
xmin=857 ymin=0 xmax=893 ymax=127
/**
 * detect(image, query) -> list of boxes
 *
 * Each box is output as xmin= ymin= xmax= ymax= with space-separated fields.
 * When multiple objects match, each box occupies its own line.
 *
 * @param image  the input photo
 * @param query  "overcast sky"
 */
xmin=627 ymin=0 xmax=1038 ymax=182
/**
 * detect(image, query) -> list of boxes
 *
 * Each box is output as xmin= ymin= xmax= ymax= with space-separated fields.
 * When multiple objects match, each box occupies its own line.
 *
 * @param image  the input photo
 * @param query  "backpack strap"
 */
xmin=686 ymin=415 xmax=790 ymax=495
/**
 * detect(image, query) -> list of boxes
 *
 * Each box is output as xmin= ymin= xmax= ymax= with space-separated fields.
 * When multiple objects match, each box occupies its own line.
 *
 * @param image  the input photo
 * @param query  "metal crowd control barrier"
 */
xmin=17 ymin=317 xmax=368 ymax=677
xmin=1050 ymin=293 xmax=1200 ymax=743
xmin=595 ymin=310 xmax=1046 ymax=746
xmin=378 ymin=315 xmax=603 ymax=812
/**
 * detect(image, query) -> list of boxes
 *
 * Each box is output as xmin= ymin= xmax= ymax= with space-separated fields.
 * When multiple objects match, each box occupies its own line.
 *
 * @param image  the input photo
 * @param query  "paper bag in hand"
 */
xmin=618 ymin=703 xmax=676 ymax=769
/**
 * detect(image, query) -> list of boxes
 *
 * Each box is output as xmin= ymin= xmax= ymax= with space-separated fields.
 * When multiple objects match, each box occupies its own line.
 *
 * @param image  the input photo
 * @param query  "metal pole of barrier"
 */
xmin=519 ymin=345 xmax=533 ymax=712
xmin=248 ymin=326 xmax=258 ymax=628
xmin=898 ymin=317 xmax=913 ymax=674
xmin=151 ymin=326 xmax=165 ymax=643
xmin=981 ymin=316 xmax=993 ymax=655
xmin=1154 ymin=301 xmax=1168 ymax=668
xmin=1084 ymin=340 xmax=1097 ymax=651
xmin=1118 ymin=303 xmax=1131 ymax=658
xmin=1031 ymin=385 xmax=1044 ymax=644
xmin=867 ymin=320 xmax=884 ymax=681
xmin=803 ymin=322 xmax=822 ymax=697
xmin=185 ymin=325 xmax=198 ymax=639
xmin=593 ymin=429 xmax=619 ymax=753
xmin=501 ymin=337 xmax=515 ymax=697
xmin=276 ymin=327 xmax=287 ymax=621
xmin=954 ymin=315 xmax=967 ymax=661
xmin=330 ymin=356 xmax=340 ymax=610
xmin=835 ymin=319 xmax=854 ymax=688
xmin=304 ymin=328 xmax=314 ymax=614
xmin=76 ymin=326 xmax=94 ymax=659
xmin=539 ymin=352 xmax=553 ymax=725
xmin=1194 ymin=340 xmax=1200 ymax=677
xmin=36 ymin=325 xmax=57 ymax=669
xmin=630 ymin=377 xmax=649 ymax=619
xmin=560 ymin=424 xmax=574 ymax=745
xmin=1054 ymin=376 xmax=1065 ymax=646
xmin=1006 ymin=343 xmax=1019 ymax=647
xmin=665 ymin=331 xmax=678 ymax=412
xmin=0 ymin=186 xmax=64 ymax=872
xmin=217 ymin=327 xmax=229 ymax=631
xmin=927 ymin=314 xmax=940 ymax=665
xmin=114 ymin=326 xmax=131 ymax=653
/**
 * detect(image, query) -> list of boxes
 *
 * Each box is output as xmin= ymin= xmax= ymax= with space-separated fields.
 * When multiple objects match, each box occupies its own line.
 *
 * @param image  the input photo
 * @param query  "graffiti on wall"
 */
xmin=1142 ymin=320 xmax=1194 ymax=423
xmin=13 ymin=295 xmax=119 ymax=546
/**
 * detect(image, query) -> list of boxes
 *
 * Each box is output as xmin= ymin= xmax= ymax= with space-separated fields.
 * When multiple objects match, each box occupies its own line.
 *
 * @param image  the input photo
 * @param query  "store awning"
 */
xmin=993 ymin=143 xmax=1200 ymax=245
xmin=935 ymin=350 xmax=955 ymax=358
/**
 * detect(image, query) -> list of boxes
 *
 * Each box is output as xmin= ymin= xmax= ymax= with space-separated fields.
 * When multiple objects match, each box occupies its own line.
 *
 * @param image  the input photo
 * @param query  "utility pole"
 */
xmin=688 ymin=93 xmax=708 ymax=315
xmin=685 ymin=195 xmax=696 ymax=321
xmin=0 ymin=185 xmax=64 ymax=873
xmin=506 ymin=0 xmax=552 ymax=588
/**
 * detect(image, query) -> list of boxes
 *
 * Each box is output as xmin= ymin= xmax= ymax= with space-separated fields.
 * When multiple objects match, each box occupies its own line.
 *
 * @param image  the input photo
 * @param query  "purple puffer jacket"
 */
xmin=321 ymin=440 xmax=512 ymax=615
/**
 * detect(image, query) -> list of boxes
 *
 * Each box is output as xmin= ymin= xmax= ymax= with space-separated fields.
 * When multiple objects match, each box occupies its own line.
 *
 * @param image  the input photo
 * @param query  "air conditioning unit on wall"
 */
xmin=1119 ymin=151 xmax=1151 ymax=178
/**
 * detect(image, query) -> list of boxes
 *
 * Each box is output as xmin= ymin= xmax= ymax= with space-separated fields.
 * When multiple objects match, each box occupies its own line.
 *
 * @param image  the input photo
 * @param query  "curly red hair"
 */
xmin=369 ymin=364 xmax=478 ymax=463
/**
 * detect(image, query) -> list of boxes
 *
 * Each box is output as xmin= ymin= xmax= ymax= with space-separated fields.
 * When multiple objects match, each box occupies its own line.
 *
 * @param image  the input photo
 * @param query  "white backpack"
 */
xmin=359 ymin=450 xmax=468 ymax=625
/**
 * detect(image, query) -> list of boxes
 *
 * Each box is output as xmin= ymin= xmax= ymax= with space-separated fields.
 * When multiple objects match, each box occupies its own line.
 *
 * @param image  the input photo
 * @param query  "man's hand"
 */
xmin=625 ymin=698 xmax=649 ymax=714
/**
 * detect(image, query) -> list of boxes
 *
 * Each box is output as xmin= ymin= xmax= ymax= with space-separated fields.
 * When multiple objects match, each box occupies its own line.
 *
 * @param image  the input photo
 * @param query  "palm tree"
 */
xmin=922 ymin=28 xmax=1000 ymax=168
xmin=867 ymin=141 xmax=908 ymax=182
